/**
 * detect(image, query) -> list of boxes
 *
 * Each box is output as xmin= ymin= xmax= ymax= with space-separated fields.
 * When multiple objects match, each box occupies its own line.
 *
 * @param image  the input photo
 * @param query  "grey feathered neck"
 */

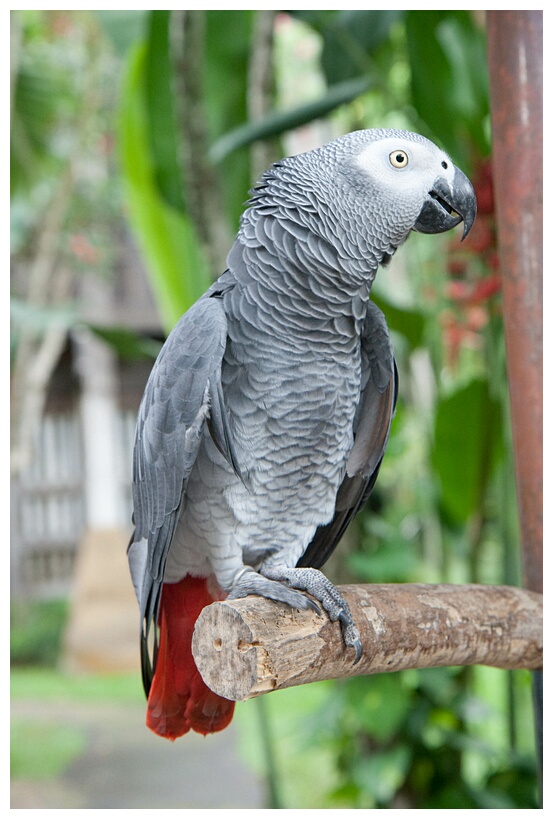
xmin=238 ymin=130 xmax=419 ymax=302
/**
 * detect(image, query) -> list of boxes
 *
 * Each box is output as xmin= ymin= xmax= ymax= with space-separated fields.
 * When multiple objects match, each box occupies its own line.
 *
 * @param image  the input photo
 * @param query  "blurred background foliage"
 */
xmin=10 ymin=9 xmax=537 ymax=809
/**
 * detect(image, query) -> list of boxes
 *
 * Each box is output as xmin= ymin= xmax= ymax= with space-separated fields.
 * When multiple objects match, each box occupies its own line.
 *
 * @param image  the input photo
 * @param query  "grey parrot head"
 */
xmin=352 ymin=130 xmax=476 ymax=240
xmin=299 ymin=129 xmax=477 ymax=252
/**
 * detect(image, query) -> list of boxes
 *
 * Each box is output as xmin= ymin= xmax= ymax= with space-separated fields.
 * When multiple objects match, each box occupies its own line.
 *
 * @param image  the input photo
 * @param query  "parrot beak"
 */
xmin=414 ymin=165 xmax=477 ymax=240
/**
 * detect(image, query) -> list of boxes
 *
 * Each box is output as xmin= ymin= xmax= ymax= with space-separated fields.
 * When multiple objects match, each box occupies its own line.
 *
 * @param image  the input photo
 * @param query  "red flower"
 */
xmin=69 ymin=233 xmax=100 ymax=265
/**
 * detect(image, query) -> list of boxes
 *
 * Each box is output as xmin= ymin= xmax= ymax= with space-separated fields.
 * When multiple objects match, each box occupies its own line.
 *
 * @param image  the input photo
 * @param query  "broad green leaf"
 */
xmin=204 ymin=10 xmax=254 ymax=226
xmin=204 ymin=10 xmax=254 ymax=140
xmin=95 ymin=10 xmax=147 ymax=55
xmin=405 ymin=11 xmax=489 ymax=165
xmin=371 ymin=293 xmax=426 ymax=351
xmin=88 ymin=325 xmax=162 ymax=360
xmin=210 ymin=76 xmax=375 ymax=163
xmin=353 ymin=743 xmax=412 ymax=803
xmin=144 ymin=11 xmax=186 ymax=212
xmin=434 ymin=15 xmax=490 ymax=157
xmin=432 ymin=378 xmax=503 ymax=523
xmin=313 ymin=10 xmax=404 ymax=84
xmin=348 ymin=538 xmax=419 ymax=583
xmin=117 ymin=43 xmax=210 ymax=332
xmin=289 ymin=10 xmax=339 ymax=31
xmin=346 ymin=676 xmax=412 ymax=743
xmin=405 ymin=11 xmax=456 ymax=151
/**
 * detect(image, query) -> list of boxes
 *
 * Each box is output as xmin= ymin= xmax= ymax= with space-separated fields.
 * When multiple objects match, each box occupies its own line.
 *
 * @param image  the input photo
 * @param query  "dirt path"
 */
xmin=11 ymin=699 xmax=265 ymax=809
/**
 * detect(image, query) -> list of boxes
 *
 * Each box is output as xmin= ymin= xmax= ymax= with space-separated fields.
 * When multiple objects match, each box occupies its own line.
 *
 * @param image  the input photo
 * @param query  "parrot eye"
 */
xmin=389 ymin=150 xmax=408 ymax=169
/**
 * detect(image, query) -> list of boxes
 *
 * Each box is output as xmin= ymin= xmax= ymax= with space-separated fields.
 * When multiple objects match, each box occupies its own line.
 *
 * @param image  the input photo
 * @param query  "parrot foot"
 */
xmin=227 ymin=567 xmax=321 ymax=614
xmin=260 ymin=566 xmax=363 ymax=664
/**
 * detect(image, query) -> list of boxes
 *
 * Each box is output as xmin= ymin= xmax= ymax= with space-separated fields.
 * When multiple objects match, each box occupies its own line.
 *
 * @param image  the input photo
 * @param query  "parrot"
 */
xmin=128 ymin=128 xmax=476 ymax=741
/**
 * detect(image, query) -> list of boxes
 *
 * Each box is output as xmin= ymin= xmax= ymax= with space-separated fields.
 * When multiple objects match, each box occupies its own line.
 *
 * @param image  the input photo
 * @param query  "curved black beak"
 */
xmin=414 ymin=165 xmax=477 ymax=240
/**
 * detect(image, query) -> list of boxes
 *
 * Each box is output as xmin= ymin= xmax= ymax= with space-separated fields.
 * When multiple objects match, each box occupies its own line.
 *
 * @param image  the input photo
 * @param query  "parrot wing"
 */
xmin=128 ymin=292 xmax=241 ymax=690
xmin=297 ymin=300 xmax=397 ymax=570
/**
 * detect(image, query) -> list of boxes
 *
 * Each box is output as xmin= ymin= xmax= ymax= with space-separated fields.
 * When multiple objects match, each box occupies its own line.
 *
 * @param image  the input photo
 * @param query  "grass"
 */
xmin=11 ymin=667 xmax=145 ymax=782
xmin=11 ymin=667 xmax=144 ymax=702
xmin=11 ymin=719 xmax=87 ymax=780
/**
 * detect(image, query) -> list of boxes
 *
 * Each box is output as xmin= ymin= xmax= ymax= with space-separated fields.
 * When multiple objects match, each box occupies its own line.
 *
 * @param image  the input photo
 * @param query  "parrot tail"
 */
xmin=146 ymin=575 xmax=235 ymax=740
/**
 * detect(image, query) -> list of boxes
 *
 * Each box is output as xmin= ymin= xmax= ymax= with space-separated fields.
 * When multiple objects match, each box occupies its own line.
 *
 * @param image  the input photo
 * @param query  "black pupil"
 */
xmin=396 ymin=153 xmax=405 ymax=164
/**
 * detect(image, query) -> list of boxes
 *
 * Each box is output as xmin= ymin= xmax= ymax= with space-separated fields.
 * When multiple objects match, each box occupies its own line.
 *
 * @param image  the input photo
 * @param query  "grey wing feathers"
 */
xmin=297 ymin=300 xmax=397 ymax=570
xmin=128 ymin=294 xmax=236 ymax=647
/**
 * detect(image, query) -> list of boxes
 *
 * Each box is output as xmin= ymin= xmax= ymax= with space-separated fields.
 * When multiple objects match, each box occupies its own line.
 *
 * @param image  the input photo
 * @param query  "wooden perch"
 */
xmin=192 ymin=583 xmax=542 ymax=702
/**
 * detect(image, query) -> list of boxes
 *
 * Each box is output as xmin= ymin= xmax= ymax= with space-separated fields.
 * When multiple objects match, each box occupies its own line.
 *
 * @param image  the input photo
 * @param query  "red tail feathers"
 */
xmin=146 ymin=575 xmax=235 ymax=740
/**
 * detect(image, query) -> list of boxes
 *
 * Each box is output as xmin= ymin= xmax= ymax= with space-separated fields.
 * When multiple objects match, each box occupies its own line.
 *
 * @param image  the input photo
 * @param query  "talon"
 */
xmin=351 ymin=639 xmax=363 ymax=665
xmin=259 ymin=565 xmax=362 ymax=661
xmin=305 ymin=597 xmax=322 ymax=615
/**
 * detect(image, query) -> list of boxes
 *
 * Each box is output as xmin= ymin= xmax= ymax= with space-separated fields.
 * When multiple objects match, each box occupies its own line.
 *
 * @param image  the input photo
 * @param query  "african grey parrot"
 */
xmin=128 ymin=128 xmax=476 ymax=740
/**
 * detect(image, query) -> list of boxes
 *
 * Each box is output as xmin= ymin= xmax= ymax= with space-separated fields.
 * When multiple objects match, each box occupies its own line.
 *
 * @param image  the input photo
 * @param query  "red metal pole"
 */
xmin=486 ymin=11 xmax=543 ymax=800
xmin=486 ymin=11 xmax=543 ymax=596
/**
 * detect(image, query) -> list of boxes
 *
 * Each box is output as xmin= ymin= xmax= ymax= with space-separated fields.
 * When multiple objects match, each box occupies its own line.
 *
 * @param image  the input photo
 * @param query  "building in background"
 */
xmin=11 ymin=233 xmax=162 ymax=669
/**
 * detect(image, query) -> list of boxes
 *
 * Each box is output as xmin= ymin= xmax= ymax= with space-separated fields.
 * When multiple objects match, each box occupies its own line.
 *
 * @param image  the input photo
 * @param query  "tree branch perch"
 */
xmin=192 ymin=583 xmax=542 ymax=701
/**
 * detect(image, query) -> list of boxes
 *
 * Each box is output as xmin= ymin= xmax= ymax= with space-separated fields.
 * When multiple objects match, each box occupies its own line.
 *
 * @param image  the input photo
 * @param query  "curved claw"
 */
xmin=260 ymin=565 xmax=363 ymax=665
xmin=351 ymin=638 xmax=363 ymax=665
xmin=304 ymin=596 xmax=322 ymax=615
xmin=339 ymin=611 xmax=363 ymax=665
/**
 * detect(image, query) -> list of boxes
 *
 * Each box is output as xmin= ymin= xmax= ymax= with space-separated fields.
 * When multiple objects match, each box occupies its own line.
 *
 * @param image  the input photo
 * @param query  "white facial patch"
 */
xmin=354 ymin=137 xmax=455 ymax=199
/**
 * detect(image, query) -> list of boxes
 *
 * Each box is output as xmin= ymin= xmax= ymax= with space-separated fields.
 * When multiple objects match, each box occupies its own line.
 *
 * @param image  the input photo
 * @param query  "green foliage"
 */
xmin=280 ymin=667 xmax=538 ymax=809
xmin=10 ymin=10 xmax=137 ymax=363
xmin=117 ymin=41 xmax=210 ymax=330
xmin=204 ymin=10 xmax=255 ymax=225
xmin=144 ymin=11 xmax=186 ymax=213
xmin=405 ymin=11 xmax=490 ymax=165
xmin=371 ymin=292 xmax=426 ymax=351
xmin=433 ymin=378 xmax=503 ymax=524
xmin=292 ymin=10 xmax=404 ymax=85
xmin=348 ymin=502 xmax=423 ymax=584
xmin=10 ymin=17 xmax=75 ymax=196
xmin=210 ymin=76 xmax=374 ymax=165
xmin=11 ymin=667 xmax=144 ymax=702
xmin=11 ymin=668 xmax=144 ymax=782
xmin=95 ymin=10 xmax=147 ymax=56
xmin=89 ymin=325 xmax=162 ymax=361
xmin=11 ymin=599 xmax=69 ymax=667
xmin=11 ymin=719 xmax=86 ymax=780
xmin=235 ymin=682 xmax=342 ymax=808
xmin=203 ymin=10 xmax=254 ymax=140
xmin=234 ymin=665 xmax=537 ymax=809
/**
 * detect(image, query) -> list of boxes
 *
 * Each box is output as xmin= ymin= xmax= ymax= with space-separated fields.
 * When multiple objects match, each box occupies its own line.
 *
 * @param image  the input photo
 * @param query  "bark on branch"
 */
xmin=192 ymin=583 xmax=542 ymax=702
